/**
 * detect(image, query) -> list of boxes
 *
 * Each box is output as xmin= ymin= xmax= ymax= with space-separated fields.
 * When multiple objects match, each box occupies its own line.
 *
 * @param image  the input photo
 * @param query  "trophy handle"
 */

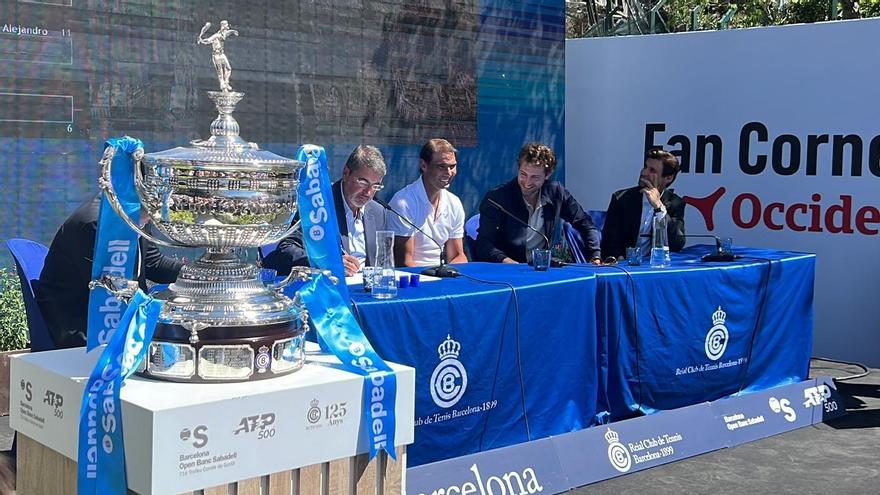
xmin=98 ymin=146 xmax=187 ymax=248
xmin=269 ymin=264 xmax=339 ymax=291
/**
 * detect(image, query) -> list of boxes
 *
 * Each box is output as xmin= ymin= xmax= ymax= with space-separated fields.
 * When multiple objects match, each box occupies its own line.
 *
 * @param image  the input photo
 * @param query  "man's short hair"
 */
xmin=518 ymin=142 xmax=557 ymax=175
xmin=345 ymin=145 xmax=386 ymax=176
xmin=419 ymin=138 xmax=457 ymax=164
xmin=647 ymin=148 xmax=680 ymax=180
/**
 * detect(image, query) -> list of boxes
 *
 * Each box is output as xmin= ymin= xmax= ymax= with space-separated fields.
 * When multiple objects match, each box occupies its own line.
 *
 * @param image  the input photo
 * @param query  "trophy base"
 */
xmin=138 ymin=320 xmax=307 ymax=383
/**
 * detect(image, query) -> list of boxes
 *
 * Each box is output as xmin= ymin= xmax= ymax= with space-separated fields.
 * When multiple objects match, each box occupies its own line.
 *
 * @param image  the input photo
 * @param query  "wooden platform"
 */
xmin=17 ymin=434 xmax=405 ymax=495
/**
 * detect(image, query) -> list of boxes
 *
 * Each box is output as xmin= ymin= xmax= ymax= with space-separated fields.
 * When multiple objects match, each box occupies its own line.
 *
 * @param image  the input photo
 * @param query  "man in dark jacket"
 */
xmin=35 ymin=194 xmax=183 ymax=349
xmin=600 ymin=148 xmax=686 ymax=260
xmin=262 ymin=145 xmax=388 ymax=276
xmin=475 ymin=143 xmax=601 ymax=263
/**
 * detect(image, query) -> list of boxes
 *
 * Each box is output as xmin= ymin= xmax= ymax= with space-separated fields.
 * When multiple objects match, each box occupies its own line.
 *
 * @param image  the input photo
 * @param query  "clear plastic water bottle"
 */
xmin=650 ymin=214 xmax=669 ymax=268
xmin=371 ymin=230 xmax=397 ymax=299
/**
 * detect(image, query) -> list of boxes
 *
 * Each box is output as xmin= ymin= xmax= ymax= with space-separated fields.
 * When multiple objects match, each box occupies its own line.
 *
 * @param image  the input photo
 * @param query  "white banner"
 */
xmin=566 ymin=19 xmax=880 ymax=366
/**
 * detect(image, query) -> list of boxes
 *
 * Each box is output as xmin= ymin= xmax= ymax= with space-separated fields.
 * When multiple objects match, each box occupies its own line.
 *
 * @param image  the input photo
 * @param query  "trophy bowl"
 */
xmin=95 ymin=21 xmax=318 ymax=383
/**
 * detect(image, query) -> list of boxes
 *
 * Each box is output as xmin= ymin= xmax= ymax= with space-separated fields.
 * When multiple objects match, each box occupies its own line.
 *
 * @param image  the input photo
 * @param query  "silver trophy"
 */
xmin=95 ymin=21 xmax=320 ymax=383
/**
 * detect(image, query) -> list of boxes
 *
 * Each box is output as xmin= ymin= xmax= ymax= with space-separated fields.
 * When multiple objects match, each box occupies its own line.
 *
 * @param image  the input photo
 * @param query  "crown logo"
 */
xmin=712 ymin=306 xmax=726 ymax=326
xmin=438 ymin=334 xmax=461 ymax=360
xmin=310 ymin=398 xmax=319 ymax=408
xmin=604 ymin=428 xmax=620 ymax=444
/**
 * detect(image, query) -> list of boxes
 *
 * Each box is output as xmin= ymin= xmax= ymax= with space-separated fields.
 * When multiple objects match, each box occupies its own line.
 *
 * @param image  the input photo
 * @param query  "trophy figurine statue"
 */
xmin=95 ymin=22 xmax=320 ymax=383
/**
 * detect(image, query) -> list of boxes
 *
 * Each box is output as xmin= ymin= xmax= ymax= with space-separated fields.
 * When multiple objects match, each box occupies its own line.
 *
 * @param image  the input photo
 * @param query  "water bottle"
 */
xmin=371 ymin=230 xmax=398 ymax=299
xmin=650 ymin=214 xmax=669 ymax=268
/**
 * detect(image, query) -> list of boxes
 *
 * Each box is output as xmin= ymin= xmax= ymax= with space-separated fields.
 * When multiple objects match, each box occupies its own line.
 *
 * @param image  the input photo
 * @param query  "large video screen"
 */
xmin=0 ymin=0 xmax=564 ymax=258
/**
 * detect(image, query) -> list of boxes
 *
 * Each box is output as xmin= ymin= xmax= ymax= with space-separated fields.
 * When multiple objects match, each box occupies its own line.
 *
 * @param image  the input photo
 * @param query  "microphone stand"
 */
xmin=691 ymin=234 xmax=737 ymax=262
xmin=374 ymin=198 xmax=460 ymax=278
xmin=640 ymin=233 xmax=737 ymax=262
xmin=486 ymin=198 xmax=565 ymax=267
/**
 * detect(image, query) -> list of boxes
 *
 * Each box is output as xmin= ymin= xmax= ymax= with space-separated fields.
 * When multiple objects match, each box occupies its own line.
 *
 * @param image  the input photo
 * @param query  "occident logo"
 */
xmin=430 ymin=335 xmax=468 ymax=409
xmin=604 ymin=428 xmax=632 ymax=473
xmin=705 ymin=306 xmax=729 ymax=361
xmin=768 ymin=397 xmax=796 ymax=422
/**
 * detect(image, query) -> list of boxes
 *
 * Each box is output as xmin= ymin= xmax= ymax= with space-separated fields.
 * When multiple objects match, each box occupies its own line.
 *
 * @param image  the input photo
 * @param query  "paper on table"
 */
xmin=346 ymin=269 xmax=441 ymax=286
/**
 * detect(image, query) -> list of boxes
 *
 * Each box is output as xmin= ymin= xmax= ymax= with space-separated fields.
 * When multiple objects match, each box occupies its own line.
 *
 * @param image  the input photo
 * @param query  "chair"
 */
xmin=464 ymin=213 xmax=480 ymax=259
xmin=588 ymin=209 xmax=607 ymax=233
xmin=563 ymin=222 xmax=588 ymax=264
xmin=5 ymin=239 xmax=54 ymax=352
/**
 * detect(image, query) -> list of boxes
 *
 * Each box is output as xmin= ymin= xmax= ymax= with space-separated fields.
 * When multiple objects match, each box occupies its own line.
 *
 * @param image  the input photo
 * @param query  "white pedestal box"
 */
xmin=9 ymin=343 xmax=414 ymax=494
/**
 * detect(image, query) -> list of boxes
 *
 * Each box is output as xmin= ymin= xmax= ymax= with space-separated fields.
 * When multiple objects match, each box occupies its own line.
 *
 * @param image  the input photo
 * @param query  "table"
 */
xmin=346 ymin=246 xmax=813 ymax=467
xmin=350 ymin=264 xmax=599 ymax=467
xmin=596 ymin=245 xmax=814 ymax=421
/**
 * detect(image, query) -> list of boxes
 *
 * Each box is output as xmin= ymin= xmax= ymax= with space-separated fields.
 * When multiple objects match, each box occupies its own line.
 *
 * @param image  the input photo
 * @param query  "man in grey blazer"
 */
xmin=262 ymin=145 xmax=388 ymax=276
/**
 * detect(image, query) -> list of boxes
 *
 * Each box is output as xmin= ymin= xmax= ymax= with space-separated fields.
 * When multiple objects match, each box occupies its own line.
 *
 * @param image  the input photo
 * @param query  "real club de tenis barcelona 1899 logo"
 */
xmin=430 ymin=335 xmax=468 ymax=408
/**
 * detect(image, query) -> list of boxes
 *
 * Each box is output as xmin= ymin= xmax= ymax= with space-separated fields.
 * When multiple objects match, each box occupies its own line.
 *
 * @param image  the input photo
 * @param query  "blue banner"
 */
xmin=86 ymin=137 xmax=144 ymax=350
xmin=78 ymin=290 xmax=162 ymax=494
xmin=295 ymin=144 xmax=397 ymax=460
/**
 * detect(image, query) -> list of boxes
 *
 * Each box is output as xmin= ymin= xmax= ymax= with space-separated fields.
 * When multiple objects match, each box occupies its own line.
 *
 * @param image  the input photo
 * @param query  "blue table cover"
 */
xmin=350 ymin=263 xmax=599 ymax=466
xmin=595 ymin=245 xmax=814 ymax=421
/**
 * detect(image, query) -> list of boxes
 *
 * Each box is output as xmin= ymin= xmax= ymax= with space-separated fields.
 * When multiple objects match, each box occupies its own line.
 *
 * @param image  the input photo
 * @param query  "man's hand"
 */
xmin=342 ymin=254 xmax=361 ymax=277
xmin=502 ymin=257 xmax=518 ymax=264
xmin=639 ymin=178 xmax=663 ymax=210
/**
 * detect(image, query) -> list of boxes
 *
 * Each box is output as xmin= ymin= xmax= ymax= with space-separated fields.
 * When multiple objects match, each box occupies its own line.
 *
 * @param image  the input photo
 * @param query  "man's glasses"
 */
xmin=355 ymin=177 xmax=384 ymax=191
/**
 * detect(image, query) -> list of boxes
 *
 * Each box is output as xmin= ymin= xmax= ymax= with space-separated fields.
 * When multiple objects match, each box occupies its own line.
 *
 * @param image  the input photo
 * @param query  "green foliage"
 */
xmin=862 ymin=0 xmax=880 ymax=17
xmin=569 ymin=0 xmax=880 ymax=38
xmin=0 ymin=267 xmax=30 ymax=351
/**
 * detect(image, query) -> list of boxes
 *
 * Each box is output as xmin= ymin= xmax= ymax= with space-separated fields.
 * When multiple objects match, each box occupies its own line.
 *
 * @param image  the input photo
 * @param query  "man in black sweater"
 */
xmin=475 ymin=143 xmax=601 ymax=264
xmin=35 ymin=195 xmax=182 ymax=349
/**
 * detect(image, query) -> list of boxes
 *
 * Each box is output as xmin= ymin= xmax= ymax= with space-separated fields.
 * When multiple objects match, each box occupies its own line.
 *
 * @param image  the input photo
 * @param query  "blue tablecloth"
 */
xmin=350 ymin=263 xmax=599 ymax=467
xmin=595 ymin=245 xmax=814 ymax=421
xmin=322 ymin=246 xmax=813 ymax=466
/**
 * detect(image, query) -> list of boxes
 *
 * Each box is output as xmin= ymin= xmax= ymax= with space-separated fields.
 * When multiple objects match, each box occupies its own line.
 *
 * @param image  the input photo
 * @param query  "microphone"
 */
xmin=486 ymin=198 xmax=565 ymax=267
xmin=692 ymin=234 xmax=738 ymax=262
xmin=486 ymin=198 xmax=550 ymax=249
xmin=640 ymin=233 xmax=737 ymax=262
xmin=373 ymin=197 xmax=460 ymax=278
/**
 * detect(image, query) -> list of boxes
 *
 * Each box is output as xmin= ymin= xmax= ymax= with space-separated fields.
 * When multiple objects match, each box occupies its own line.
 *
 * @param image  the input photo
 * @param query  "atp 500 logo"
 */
xmin=234 ymin=412 xmax=276 ymax=440
xmin=430 ymin=335 xmax=468 ymax=409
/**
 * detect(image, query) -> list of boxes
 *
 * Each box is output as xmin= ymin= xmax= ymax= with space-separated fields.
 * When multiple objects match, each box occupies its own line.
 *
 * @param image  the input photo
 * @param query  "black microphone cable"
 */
xmin=562 ymin=261 xmax=645 ymax=417
xmin=348 ymin=269 xmax=531 ymax=449
xmin=731 ymin=255 xmax=773 ymax=395
xmin=454 ymin=271 xmax=531 ymax=448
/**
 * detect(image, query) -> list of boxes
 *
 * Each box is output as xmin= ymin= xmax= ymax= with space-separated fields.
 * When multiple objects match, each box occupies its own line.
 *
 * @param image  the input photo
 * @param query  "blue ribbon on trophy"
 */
xmin=295 ymin=145 xmax=398 ymax=459
xmin=78 ymin=290 xmax=163 ymax=494
xmin=86 ymin=137 xmax=144 ymax=350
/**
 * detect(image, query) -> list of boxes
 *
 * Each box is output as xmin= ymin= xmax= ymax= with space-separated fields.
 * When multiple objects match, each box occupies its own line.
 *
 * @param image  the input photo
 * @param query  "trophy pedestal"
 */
xmin=9 ymin=345 xmax=415 ymax=494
